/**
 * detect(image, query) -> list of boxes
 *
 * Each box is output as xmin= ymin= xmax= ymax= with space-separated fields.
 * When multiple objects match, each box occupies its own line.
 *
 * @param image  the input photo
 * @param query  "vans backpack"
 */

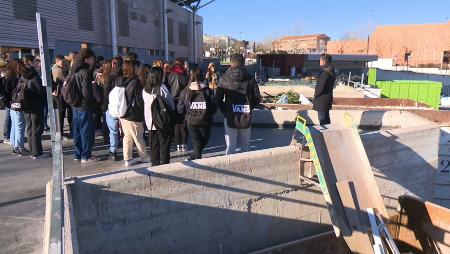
xmin=151 ymin=91 xmax=174 ymax=134
xmin=61 ymin=74 xmax=82 ymax=107
xmin=11 ymin=78 xmax=31 ymax=111
xmin=227 ymin=82 xmax=252 ymax=129
xmin=187 ymin=90 xmax=211 ymax=127
xmin=108 ymin=86 xmax=127 ymax=118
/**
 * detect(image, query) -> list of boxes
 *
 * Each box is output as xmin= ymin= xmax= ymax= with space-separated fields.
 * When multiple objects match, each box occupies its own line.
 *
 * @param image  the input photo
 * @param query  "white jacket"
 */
xmin=142 ymin=84 xmax=174 ymax=130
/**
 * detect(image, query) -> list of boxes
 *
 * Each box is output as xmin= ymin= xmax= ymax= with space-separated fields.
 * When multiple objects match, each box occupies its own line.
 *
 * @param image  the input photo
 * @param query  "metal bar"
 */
xmin=110 ymin=0 xmax=118 ymax=57
xmin=192 ymin=9 xmax=197 ymax=63
xmin=36 ymin=12 xmax=63 ymax=254
xmin=162 ymin=0 xmax=169 ymax=61
xmin=198 ymin=0 xmax=216 ymax=9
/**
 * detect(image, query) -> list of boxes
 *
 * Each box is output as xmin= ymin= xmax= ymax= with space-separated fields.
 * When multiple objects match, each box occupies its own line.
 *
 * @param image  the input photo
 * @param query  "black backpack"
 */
xmin=61 ymin=74 xmax=82 ymax=107
xmin=226 ymin=82 xmax=252 ymax=129
xmin=187 ymin=90 xmax=211 ymax=127
xmin=151 ymin=90 xmax=174 ymax=134
xmin=10 ymin=78 xmax=31 ymax=112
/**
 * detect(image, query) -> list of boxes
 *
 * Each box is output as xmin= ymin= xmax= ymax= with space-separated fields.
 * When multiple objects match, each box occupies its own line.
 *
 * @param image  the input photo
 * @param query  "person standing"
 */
xmin=71 ymin=49 xmax=99 ymax=163
xmin=143 ymin=67 xmax=174 ymax=166
xmin=205 ymin=62 xmax=219 ymax=92
xmin=103 ymin=57 xmax=122 ymax=161
xmin=215 ymin=54 xmax=261 ymax=155
xmin=313 ymin=54 xmax=336 ymax=125
xmin=168 ymin=58 xmax=189 ymax=152
xmin=0 ymin=58 xmax=11 ymax=144
xmin=116 ymin=56 xmax=149 ymax=167
xmin=21 ymin=62 xmax=49 ymax=159
xmin=178 ymin=68 xmax=215 ymax=160
xmin=52 ymin=55 xmax=72 ymax=138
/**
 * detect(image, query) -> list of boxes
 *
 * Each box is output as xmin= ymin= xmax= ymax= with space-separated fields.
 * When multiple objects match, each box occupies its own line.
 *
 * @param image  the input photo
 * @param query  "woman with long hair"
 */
xmin=116 ymin=56 xmax=149 ymax=166
xmin=142 ymin=67 xmax=174 ymax=166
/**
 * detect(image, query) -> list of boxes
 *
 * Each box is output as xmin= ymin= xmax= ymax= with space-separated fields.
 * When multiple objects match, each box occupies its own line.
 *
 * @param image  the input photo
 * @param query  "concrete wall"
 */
xmin=259 ymin=85 xmax=364 ymax=98
xmin=68 ymin=147 xmax=333 ymax=254
xmin=64 ymin=111 xmax=440 ymax=253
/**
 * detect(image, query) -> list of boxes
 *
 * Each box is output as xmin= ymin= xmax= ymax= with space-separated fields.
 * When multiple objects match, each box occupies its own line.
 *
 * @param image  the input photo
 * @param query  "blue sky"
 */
xmin=198 ymin=0 xmax=450 ymax=41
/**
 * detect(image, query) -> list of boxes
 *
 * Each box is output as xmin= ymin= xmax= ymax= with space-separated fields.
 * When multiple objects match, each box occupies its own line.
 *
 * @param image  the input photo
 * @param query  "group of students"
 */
xmin=0 ymin=50 xmax=261 ymax=167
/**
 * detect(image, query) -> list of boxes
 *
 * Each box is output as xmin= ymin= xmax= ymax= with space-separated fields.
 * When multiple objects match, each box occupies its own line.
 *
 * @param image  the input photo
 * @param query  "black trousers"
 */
xmin=54 ymin=96 xmax=73 ymax=136
xmin=187 ymin=125 xmax=211 ymax=160
xmin=25 ymin=111 xmax=44 ymax=157
xmin=317 ymin=111 xmax=331 ymax=125
xmin=149 ymin=130 xmax=171 ymax=166
xmin=174 ymin=121 xmax=188 ymax=145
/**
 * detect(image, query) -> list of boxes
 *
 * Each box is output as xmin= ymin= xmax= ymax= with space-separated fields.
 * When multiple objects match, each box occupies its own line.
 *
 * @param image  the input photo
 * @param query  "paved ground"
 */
xmin=0 ymin=110 xmax=294 ymax=254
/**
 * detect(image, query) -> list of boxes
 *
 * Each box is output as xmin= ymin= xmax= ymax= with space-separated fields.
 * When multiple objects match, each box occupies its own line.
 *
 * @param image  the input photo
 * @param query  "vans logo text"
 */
xmin=190 ymin=102 xmax=206 ymax=110
xmin=232 ymin=104 xmax=250 ymax=113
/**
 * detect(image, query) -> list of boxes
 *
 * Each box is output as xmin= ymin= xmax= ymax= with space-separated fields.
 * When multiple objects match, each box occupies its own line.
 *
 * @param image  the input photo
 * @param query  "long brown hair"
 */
xmin=101 ymin=60 xmax=112 ymax=86
xmin=138 ymin=64 xmax=151 ymax=86
xmin=6 ymin=59 xmax=21 ymax=79
xmin=122 ymin=60 xmax=137 ymax=78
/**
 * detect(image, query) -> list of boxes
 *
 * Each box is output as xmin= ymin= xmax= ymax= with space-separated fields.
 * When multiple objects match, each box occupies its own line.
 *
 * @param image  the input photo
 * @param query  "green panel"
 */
xmin=417 ymin=83 xmax=429 ymax=104
xmin=368 ymin=68 xmax=377 ymax=86
xmin=380 ymin=81 xmax=391 ymax=98
xmin=398 ymin=82 xmax=410 ymax=99
xmin=390 ymin=82 xmax=401 ymax=98
xmin=408 ymin=82 xmax=420 ymax=101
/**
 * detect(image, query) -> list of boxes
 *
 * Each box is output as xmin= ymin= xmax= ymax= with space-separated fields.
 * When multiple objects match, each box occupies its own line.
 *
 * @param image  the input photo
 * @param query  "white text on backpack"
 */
xmin=190 ymin=102 xmax=207 ymax=110
xmin=232 ymin=104 xmax=250 ymax=113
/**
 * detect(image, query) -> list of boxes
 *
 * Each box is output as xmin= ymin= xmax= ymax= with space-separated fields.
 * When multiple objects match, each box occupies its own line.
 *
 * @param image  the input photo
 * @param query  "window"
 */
xmin=154 ymin=19 xmax=160 ymax=27
xmin=119 ymin=46 xmax=129 ymax=54
xmin=13 ymin=0 xmax=37 ymax=22
xmin=169 ymin=51 xmax=175 ymax=57
xmin=178 ymin=22 xmax=188 ymax=46
xmin=140 ymin=15 xmax=147 ymax=23
xmin=149 ymin=49 xmax=155 ymax=56
xmin=77 ymin=0 xmax=93 ymax=31
xmin=155 ymin=50 xmax=160 ymax=56
xmin=117 ymin=0 xmax=130 ymax=37
xmin=130 ymin=11 xmax=138 ymax=21
xmin=168 ymin=18 xmax=174 ymax=44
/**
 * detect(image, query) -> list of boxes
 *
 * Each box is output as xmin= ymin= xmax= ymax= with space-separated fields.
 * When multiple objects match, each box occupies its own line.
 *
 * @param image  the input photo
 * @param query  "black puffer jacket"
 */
xmin=19 ymin=67 xmax=46 ymax=114
xmin=2 ymin=76 xmax=18 ymax=108
xmin=168 ymin=66 xmax=188 ymax=102
xmin=215 ymin=67 xmax=261 ymax=116
xmin=313 ymin=65 xmax=336 ymax=112
xmin=114 ymin=75 xmax=144 ymax=122
xmin=72 ymin=62 xmax=98 ymax=111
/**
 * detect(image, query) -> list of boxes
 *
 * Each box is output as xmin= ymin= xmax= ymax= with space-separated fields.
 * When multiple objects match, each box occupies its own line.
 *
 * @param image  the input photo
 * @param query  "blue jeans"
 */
xmin=3 ymin=107 xmax=11 ymax=139
xmin=10 ymin=110 xmax=25 ymax=149
xmin=105 ymin=111 xmax=119 ymax=153
xmin=43 ymin=105 xmax=49 ymax=130
xmin=72 ymin=108 xmax=95 ymax=160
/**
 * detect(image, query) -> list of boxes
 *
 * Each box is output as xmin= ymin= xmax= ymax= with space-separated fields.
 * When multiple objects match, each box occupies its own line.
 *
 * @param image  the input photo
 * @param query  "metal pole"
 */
xmin=36 ymin=12 xmax=63 ymax=254
xmin=162 ymin=0 xmax=169 ymax=62
xmin=109 ymin=0 xmax=118 ymax=57
xmin=192 ymin=9 xmax=197 ymax=63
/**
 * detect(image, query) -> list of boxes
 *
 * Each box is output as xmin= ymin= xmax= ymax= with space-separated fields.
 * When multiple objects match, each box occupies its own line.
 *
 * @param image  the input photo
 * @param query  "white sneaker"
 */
xmin=32 ymin=153 xmax=51 ymax=159
xmin=125 ymin=159 xmax=137 ymax=167
xmin=81 ymin=157 xmax=100 ymax=164
xmin=137 ymin=158 xmax=150 ymax=163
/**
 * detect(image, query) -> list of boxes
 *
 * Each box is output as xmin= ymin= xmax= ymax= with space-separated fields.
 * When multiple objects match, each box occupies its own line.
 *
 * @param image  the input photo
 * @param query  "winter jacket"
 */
xmin=177 ymin=82 xmax=216 ymax=124
xmin=72 ymin=62 xmax=98 ymax=111
xmin=313 ymin=65 xmax=336 ymax=112
xmin=142 ymin=84 xmax=174 ymax=131
xmin=167 ymin=65 xmax=188 ymax=102
xmin=115 ymin=75 xmax=145 ymax=122
xmin=2 ymin=76 xmax=18 ymax=108
xmin=19 ymin=67 xmax=46 ymax=114
xmin=215 ymin=67 xmax=261 ymax=118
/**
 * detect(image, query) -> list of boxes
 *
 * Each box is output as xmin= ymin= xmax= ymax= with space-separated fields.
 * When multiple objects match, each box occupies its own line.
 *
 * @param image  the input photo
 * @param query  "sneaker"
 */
xmin=109 ymin=152 xmax=118 ymax=161
xmin=74 ymin=158 xmax=81 ymax=161
xmin=32 ymin=153 xmax=51 ymax=159
xmin=2 ymin=139 xmax=11 ymax=145
xmin=177 ymin=145 xmax=181 ymax=152
xmin=125 ymin=159 xmax=137 ymax=167
xmin=181 ymin=144 xmax=188 ymax=152
xmin=81 ymin=157 xmax=100 ymax=164
xmin=18 ymin=148 xmax=30 ymax=157
xmin=137 ymin=157 xmax=150 ymax=164
xmin=12 ymin=148 xmax=19 ymax=155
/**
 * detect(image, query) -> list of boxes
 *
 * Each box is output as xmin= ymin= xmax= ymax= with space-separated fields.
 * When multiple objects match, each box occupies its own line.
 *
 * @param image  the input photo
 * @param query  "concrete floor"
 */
xmin=0 ymin=110 xmax=293 ymax=254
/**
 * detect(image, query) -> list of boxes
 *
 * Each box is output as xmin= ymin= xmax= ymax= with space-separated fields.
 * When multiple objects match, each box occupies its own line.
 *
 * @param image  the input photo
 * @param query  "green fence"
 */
xmin=368 ymin=68 xmax=377 ymax=86
xmin=374 ymin=80 xmax=442 ymax=109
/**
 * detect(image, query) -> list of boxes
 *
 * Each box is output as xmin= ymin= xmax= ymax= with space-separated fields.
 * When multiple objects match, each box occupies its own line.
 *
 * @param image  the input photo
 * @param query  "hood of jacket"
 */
xmin=222 ymin=67 xmax=248 ymax=83
xmin=73 ymin=61 xmax=91 ymax=73
xmin=22 ymin=67 xmax=38 ymax=80
xmin=321 ymin=64 xmax=336 ymax=77
xmin=189 ymin=81 xmax=206 ymax=91
xmin=170 ymin=65 xmax=186 ymax=75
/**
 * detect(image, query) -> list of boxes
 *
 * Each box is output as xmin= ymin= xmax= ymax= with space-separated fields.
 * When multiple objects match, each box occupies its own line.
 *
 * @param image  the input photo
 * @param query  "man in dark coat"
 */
xmin=313 ymin=54 xmax=336 ymax=125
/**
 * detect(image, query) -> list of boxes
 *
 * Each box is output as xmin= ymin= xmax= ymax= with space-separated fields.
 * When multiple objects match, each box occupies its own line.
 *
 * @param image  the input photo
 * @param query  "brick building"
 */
xmin=272 ymin=34 xmax=329 ymax=54
xmin=327 ymin=40 xmax=368 ymax=55
xmin=369 ymin=22 xmax=450 ymax=66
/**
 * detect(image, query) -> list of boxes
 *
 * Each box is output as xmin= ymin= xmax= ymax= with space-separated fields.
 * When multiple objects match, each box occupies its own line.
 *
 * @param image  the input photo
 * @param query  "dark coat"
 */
xmin=2 ymin=76 xmax=18 ymax=108
xmin=19 ymin=67 xmax=46 ymax=114
xmin=73 ymin=62 xmax=98 ymax=111
xmin=215 ymin=67 xmax=261 ymax=117
xmin=115 ymin=75 xmax=144 ymax=122
xmin=313 ymin=65 xmax=336 ymax=112
xmin=177 ymin=83 xmax=216 ymax=124
xmin=168 ymin=65 xmax=188 ymax=102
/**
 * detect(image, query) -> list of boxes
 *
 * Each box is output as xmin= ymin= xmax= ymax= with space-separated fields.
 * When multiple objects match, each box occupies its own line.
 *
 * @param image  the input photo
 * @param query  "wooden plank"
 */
xmin=336 ymin=181 xmax=365 ymax=231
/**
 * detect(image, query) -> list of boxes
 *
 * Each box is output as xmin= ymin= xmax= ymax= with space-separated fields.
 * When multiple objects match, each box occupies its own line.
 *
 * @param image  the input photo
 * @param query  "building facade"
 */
xmin=327 ymin=40 xmax=368 ymax=55
xmin=272 ymin=34 xmax=330 ymax=54
xmin=0 ymin=0 xmax=203 ymax=63
xmin=369 ymin=22 xmax=450 ymax=67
